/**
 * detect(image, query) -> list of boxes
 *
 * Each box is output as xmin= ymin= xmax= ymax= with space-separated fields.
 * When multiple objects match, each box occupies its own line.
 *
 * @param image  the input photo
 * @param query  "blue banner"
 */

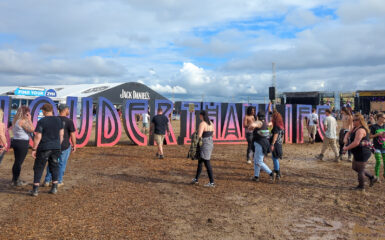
xmin=14 ymin=88 xmax=57 ymax=97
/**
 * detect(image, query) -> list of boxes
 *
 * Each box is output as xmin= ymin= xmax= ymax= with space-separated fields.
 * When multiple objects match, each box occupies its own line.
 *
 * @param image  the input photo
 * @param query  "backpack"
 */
xmin=187 ymin=131 xmax=202 ymax=160
xmin=312 ymin=114 xmax=318 ymax=125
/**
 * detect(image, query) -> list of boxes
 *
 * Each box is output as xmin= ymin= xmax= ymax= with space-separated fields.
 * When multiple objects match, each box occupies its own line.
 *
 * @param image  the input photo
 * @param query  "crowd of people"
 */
xmin=0 ymin=104 xmax=77 ymax=196
xmin=0 ymin=103 xmax=384 ymax=195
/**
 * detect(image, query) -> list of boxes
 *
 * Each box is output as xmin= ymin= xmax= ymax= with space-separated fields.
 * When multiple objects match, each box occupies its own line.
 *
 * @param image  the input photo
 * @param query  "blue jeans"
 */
xmin=254 ymin=142 xmax=272 ymax=177
xmin=272 ymin=156 xmax=280 ymax=171
xmin=44 ymin=147 xmax=71 ymax=183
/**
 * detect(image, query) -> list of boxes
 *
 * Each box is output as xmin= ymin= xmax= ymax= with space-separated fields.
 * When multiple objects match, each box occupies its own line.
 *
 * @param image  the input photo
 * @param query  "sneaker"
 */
xmin=58 ymin=182 xmax=64 ymax=187
xmin=13 ymin=180 xmax=27 ymax=187
xmin=252 ymin=176 xmax=259 ymax=182
xmin=204 ymin=182 xmax=215 ymax=188
xmin=159 ymin=155 xmax=164 ymax=159
xmin=369 ymin=177 xmax=378 ymax=187
xmin=246 ymin=160 xmax=252 ymax=164
xmin=190 ymin=178 xmax=199 ymax=185
xmin=351 ymin=186 xmax=365 ymax=192
xmin=42 ymin=182 xmax=50 ymax=187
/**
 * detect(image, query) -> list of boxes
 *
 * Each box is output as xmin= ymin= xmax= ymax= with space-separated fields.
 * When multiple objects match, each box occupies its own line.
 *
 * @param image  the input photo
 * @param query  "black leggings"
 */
xmin=195 ymin=158 xmax=214 ymax=183
xmin=352 ymin=160 xmax=373 ymax=188
xmin=11 ymin=139 xmax=30 ymax=182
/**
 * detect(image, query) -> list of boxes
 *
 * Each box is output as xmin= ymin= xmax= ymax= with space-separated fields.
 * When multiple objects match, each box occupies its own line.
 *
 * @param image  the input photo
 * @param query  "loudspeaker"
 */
xmin=269 ymin=87 xmax=275 ymax=101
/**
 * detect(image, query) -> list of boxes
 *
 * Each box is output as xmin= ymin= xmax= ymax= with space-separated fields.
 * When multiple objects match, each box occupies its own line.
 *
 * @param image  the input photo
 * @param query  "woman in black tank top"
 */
xmin=190 ymin=111 xmax=215 ymax=187
xmin=343 ymin=113 xmax=377 ymax=191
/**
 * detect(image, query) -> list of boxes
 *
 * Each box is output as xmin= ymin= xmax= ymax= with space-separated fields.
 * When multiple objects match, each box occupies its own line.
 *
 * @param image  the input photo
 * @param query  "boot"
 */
xmin=49 ymin=183 xmax=58 ymax=194
xmin=275 ymin=170 xmax=281 ymax=181
xmin=30 ymin=185 xmax=39 ymax=197
xmin=269 ymin=172 xmax=275 ymax=183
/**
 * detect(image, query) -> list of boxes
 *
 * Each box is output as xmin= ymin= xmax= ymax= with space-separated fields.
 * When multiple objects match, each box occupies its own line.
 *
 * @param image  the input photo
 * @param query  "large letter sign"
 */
xmin=67 ymin=97 xmax=93 ymax=148
xmin=122 ymin=100 xmax=148 ymax=146
xmin=178 ymin=102 xmax=201 ymax=144
xmin=221 ymin=103 xmax=242 ymax=142
xmin=95 ymin=97 xmax=122 ymax=147
xmin=0 ymin=95 xmax=335 ymax=147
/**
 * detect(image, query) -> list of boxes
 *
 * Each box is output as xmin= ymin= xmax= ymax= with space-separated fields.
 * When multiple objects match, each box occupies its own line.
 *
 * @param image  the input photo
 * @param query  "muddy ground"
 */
xmin=0 ymin=141 xmax=385 ymax=239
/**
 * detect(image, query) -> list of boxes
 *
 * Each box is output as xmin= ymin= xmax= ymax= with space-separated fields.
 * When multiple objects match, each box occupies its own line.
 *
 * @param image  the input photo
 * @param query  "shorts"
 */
xmin=309 ymin=125 xmax=317 ymax=136
xmin=143 ymin=122 xmax=149 ymax=128
xmin=154 ymin=134 xmax=165 ymax=146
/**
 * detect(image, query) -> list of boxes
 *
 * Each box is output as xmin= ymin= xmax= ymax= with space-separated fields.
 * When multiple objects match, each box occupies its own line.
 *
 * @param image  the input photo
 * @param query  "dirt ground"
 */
xmin=1 ymin=139 xmax=385 ymax=239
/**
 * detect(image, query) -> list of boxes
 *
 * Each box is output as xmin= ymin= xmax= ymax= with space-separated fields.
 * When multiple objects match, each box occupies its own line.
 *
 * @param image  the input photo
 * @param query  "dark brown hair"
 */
xmin=42 ymin=103 xmax=53 ymax=112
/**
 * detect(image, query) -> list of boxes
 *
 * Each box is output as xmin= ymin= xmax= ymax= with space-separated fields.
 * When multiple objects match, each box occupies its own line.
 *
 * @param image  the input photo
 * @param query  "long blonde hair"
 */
xmin=354 ymin=113 xmax=370 ymax=134
xmin=12 ymin=106 xmax=30 ymax=126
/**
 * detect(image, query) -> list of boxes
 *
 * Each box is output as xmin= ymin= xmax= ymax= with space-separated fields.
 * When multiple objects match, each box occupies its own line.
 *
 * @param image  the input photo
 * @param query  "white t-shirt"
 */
xmin=142 ymin=113 xmax=149 ymax=124
xmin=323 ymin=115 xmax=337 ymax=139
xmin=308 ymin=113 xmax=318 ymax=126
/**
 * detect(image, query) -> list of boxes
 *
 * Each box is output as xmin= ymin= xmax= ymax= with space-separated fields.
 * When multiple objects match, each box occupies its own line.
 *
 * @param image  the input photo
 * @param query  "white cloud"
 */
xmin=0 ymin=0 xmax=384 ymax=102
xmin=285 ymin=8 xmax=321 ymax=27
xmin=179 ymin=62 xmax=211 ymax=86
xmin=150 ymin=84 xmax=187 ymax=94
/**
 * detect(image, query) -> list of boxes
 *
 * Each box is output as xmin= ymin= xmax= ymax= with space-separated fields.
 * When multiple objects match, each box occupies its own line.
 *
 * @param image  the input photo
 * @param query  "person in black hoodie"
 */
xmin=249 ymin=112 xmax=274 ymax=182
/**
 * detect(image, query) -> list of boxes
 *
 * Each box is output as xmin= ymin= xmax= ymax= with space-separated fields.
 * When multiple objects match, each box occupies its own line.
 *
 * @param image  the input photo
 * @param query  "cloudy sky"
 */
xmin=0 ymin=0 xmax=384 ymax=102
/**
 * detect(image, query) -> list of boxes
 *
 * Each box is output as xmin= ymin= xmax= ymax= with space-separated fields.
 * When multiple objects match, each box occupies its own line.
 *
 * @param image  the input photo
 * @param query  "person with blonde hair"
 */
xmin=0 ymin=109 xmax=8 ymax=165
xmin=343 ymin=113 xmax=377 ymax=191
xmin=11 ymin=106 xmax=34 ymax=186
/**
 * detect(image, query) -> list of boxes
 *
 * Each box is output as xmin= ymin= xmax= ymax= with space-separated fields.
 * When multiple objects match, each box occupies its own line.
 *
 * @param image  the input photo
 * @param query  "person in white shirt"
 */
xmin=317 ymin=109 xmax=339 ymax=162
xmin=308 ymin=108 xmax=318 ymax=144
xmin=142 ymin=110 xmax=150 ymax=134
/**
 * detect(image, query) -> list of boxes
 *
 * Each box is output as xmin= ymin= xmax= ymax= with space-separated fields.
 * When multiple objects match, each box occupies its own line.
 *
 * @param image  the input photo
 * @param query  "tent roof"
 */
xmin=0 ymin=83 xmax=124 ymax=98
